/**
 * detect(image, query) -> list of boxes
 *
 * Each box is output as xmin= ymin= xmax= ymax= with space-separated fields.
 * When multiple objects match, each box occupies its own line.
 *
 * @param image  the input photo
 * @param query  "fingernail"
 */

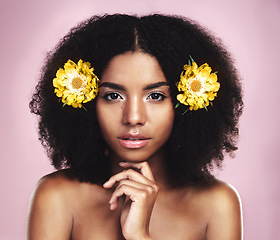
xmin=103 ymin=181 xmax=109 ymax=187
xmin=109 ymin=202 xmax=116 ymax=210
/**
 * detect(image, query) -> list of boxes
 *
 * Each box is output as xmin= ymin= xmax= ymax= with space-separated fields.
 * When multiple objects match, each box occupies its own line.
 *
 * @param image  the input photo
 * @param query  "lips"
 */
xmin=118 ymin=133 xmax=150 ymax=149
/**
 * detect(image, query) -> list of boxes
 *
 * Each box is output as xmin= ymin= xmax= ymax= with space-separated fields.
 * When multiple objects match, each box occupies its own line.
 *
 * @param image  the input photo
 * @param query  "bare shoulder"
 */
xmin=202 ymin=179 xmax=241 ymax=209
xmin=27 ymin=170 xmax=76 ymax=239
xmin=29 ymin=169 xmax=109 ymax=210
xmin=32 ymin=169 xmax=79 ymax=195
xmin=29 ymin=170 xmax=77 ymax=208
xmin=193 ymin=179 xmax=243 ymax=240
xmin=27 ymin=170 xmax=108 ymax=240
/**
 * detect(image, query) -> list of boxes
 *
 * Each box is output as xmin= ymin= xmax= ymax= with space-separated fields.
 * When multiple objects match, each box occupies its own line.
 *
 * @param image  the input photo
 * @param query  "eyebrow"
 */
xmin=143 ymin=81 xmax=169 ymax=90
xmin=99 ymin=82 xmax=125 ymax=90
xmin=99 ymin=81 xmax=169 ymax=91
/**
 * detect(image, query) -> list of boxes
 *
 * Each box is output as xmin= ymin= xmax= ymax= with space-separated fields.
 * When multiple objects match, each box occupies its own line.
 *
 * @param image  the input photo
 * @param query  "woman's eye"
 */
xmin=148 ymin=92 xmax=167 ymax=101
xmin=102 ymin=92 xmax=122 ymax=101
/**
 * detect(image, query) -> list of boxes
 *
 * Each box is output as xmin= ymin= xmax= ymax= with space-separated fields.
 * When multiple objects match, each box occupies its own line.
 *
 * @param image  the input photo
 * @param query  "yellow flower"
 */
xmin=53 ymin=59 xmax=99 ymax=108
xmin=176 ymin=61 xmax=220 ymax=111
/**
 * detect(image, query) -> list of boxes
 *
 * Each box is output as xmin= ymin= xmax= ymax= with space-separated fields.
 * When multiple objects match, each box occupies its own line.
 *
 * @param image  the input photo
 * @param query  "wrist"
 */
xmin=141 ymin=230 xmax=152 ymax=240
xmin=127 ymin=234 xmax=152 ymax=240
xmin=139 ymin=234 xmax=152 ymax=240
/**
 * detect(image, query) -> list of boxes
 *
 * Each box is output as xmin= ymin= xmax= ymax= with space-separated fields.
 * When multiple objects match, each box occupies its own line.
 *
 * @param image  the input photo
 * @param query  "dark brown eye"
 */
xmin=148 ymin=92 xmax=167 ymax=101
xmin=103 ymin=92 xmax=122 ymax=101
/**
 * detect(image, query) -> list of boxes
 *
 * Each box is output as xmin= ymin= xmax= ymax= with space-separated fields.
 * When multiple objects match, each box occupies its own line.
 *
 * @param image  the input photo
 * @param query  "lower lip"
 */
xmin=118 ymin=139 xmax=150 ymax=149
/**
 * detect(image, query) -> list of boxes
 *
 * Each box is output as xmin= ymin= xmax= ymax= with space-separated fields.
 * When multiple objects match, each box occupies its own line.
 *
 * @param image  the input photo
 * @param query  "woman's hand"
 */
xmin=103 ymin=161 xmax=158 ymax=240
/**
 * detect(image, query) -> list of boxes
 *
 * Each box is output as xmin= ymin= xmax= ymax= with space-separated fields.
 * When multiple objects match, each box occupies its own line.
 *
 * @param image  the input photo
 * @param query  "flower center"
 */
xmin=71 ymin=77 xmax=84 ymax=89
xmin=190 ymin=79 xmax=202 ymax=92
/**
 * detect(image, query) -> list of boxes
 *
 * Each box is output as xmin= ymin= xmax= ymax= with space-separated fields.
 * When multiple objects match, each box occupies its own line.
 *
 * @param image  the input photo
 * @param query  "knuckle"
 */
xmin=117 ymin=181 xmax=127 ymax=189
xmin=150 ymin=183 xmax=159 ymax=192
xmin=144 ymin=184 xmax=159 ymax=197
xmin=122 ymin=169 xmax=132 ymax=175
xmin=154 ymin=184 xmax=159 ymax=193
xmin=127 ymin=169 xmax=134 ymax=174
xmin=146 ymin=185 xmax=154 ymax=194
xmin=119 ymin=184 xmax=127 ymax=190
xmin=139 ymin=191 xmax=148 ymax=199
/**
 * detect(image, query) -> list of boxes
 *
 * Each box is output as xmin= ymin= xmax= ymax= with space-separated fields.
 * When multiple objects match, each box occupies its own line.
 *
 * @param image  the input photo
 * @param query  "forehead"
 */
xmin=101 ymin=51 xmax=167 ymax=86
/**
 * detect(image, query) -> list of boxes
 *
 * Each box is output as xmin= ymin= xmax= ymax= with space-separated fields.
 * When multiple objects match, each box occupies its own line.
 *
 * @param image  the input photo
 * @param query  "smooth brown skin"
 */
xmin=27 ymin=169 xmax=242 ymax=240
xmin=27 ymin=52 xmax=242 ymax=240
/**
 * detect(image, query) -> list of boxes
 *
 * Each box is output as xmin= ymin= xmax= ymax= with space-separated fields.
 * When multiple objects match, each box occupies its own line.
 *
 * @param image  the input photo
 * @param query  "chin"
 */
xmin=117 ymin=154 xmax=151 ymax=163
xmin=112 ymin=148 xmax=161 ymax=163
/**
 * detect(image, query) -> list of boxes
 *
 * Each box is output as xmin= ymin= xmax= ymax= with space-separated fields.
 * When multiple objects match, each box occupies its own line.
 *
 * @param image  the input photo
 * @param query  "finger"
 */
xmin=103 ymin=168 xmax=154 ymax=188
xmin=109 ymin=179 xmax=158 ymax=209
xmin=109 ymin=184 xmax=147 ymax=210
xmin=114 ymin=179 xmax=155 ymax=196
xmin=119 ymin=161 xmax=155 ymax=182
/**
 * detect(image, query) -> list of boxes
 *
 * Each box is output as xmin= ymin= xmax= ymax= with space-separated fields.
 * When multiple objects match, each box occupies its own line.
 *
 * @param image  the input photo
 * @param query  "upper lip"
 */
xmin=118 ymin=133 xmax=150 ymax=140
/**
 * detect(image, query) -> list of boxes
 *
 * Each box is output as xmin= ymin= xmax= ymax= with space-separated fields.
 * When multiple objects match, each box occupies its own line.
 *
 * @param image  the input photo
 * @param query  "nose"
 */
xmin=122 ymin=96 xmax=147 ymax=126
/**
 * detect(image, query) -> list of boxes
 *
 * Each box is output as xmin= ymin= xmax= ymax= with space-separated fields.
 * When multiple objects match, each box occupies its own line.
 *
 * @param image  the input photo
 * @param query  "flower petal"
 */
xmin=53 ymin=59 xmax=99 ymax=108
xmin=176 ymin=59 xmax=220 ymax=111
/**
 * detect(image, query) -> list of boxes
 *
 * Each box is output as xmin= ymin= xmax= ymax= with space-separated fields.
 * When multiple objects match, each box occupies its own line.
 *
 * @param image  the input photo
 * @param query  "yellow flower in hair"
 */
xmin=53 ymin=59 xmax=99 ymax=108
xmin=176 ymin=60 xmax=220 ymax=111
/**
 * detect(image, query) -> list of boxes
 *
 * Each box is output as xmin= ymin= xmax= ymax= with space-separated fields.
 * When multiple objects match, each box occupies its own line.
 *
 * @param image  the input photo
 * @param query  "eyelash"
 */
xmin=101 ymin=92 xmax=167 ymax=102
xmin=102 ymin=92 xmax=123 ymax=101
xmin=147 ymin=92 xmax=167 ymax=101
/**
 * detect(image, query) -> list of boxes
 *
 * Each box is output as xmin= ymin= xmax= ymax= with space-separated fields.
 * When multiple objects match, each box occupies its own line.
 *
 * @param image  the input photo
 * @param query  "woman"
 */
xmin=28 ymin=14 xmax=243 ymax=239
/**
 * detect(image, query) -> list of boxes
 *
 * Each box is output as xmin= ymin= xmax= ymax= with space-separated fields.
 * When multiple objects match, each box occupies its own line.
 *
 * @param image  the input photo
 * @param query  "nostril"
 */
xmin=123 ymin=118 xmax=145 ymax=126
xmin=122 ymin=111 xmax=146 ymax=126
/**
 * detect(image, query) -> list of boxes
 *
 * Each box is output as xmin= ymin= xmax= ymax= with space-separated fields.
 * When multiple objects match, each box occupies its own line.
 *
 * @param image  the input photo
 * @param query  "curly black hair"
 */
xmin=30 ymin=14 xmax=243 ymax=186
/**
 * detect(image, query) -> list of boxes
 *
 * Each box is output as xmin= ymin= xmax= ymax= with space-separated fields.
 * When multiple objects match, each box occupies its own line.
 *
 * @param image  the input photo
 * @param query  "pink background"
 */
xmin=1 ymin=0 xmax=279 ymax=239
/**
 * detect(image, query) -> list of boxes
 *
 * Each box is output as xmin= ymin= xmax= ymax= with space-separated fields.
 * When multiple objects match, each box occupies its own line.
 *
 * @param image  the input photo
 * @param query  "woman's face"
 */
xmin=96 ymin=51 xmax=174 ymax=163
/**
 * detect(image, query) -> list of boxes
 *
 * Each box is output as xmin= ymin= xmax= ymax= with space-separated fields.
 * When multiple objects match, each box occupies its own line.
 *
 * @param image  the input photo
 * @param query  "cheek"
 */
xmin=150 ymin=104 xmax=175 ymax=140
xmin=163 ymin=109 xmax=175 ymax=139
xmin=96 ymin=101 xmax=113 ymax=139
